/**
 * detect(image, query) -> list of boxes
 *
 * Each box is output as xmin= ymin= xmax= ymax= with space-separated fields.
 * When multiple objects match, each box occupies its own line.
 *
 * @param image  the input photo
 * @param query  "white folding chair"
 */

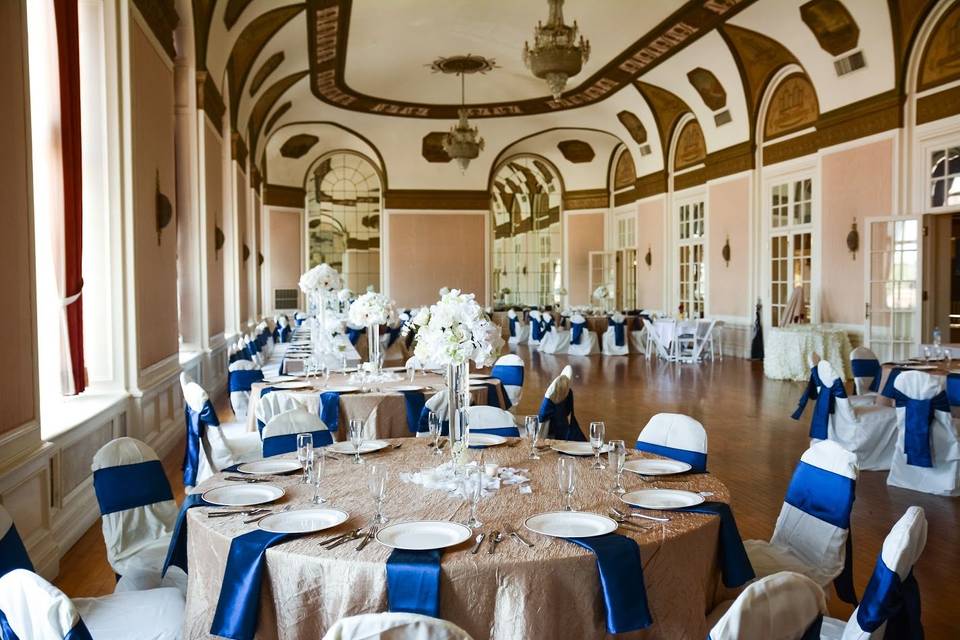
xmin=635 ymin=413 xmax=708 ymax=472
xmin=567 ymin=312 xmax=600 ymax=356
xmin=707 ymin=319 xmax=725 ymax=360
xmin=707 ymin=571 xmax=826 ymax=640
xmin=642 ymin=318 xmax=672 ymax=361
xmin=322 ymin=612 xmax=474 ymax=640
xmin=491 ymin=354 xmax=524 ymax=409
xmin=601 ymin=313 xmax=629 ymax=356
xmin=262 ymin=407 xmax=333 ymax=457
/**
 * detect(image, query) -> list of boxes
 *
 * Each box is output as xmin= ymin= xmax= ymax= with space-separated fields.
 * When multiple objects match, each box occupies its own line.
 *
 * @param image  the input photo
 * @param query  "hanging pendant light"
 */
xmin=523 ymin=0 xmax=590 ymax=99
xmin=442 ymin=72 xmax=485 ymax=172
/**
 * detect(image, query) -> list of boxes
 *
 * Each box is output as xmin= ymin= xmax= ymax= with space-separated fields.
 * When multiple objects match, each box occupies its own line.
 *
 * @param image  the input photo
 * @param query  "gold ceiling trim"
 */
xmin=247 ymin=71 xmax=310 ymax=163
xmin=383 ymin=189 xmax=489 ymax=210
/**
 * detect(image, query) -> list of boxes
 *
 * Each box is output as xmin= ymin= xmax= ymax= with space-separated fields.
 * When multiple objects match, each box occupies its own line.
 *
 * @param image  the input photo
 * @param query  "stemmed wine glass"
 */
xmin=296 ymin=433 xmax=314 ymax=484
xmin=428 ymin=411 xmax=443 ymax=455
xmin=525 ymin=416 xmax=542 ymax=460
xmin=556 ymin=457 xmax=576 ymax=512
xmin=311 ymin=450 xmax=326 ymax=504
xmin=320 ymin=363 xmax=330 ymax=388
xmin=367 ymin=464 xmax=389 ymax=525
xmin=608 ymin=440 xmax=627 ymax=494
xmin=348 ymin=418 xmax=365 ymax=465
xmin=589 ymin=421 xmax=606 ymax=470
xmin=462 ymin=466 xmax=484 ymax=529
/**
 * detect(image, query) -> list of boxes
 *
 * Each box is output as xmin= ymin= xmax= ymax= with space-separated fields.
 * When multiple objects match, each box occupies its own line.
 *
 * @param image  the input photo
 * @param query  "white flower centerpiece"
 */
xmin=592 ymin=283 xmax=615 ymax=312
xmin=404 ymin=289 xmax=505 ymax=459
xmin=299 ymin=263 xmax=342 ymax=355
xmin=348 ymin=291 xmax=398 ymax=376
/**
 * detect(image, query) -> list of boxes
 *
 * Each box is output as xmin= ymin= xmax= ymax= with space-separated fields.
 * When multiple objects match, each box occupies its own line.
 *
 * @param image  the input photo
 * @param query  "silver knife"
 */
xmin=328 ymin=529 xmax=364 ymax=549
xmin=357 ymin=528 xmax=377 ymax=551
xmin=487 ymin=531 xmax=502 ymax=554
xmin=507 ymin=527 xmax=534 ymax=548
xmin=470 ymin=532 xmax=486 ymax=554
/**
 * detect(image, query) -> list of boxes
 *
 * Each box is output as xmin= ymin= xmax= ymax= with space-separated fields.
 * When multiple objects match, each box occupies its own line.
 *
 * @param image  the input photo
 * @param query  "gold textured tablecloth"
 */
xmin=183 ymin=441 xmax=731 ymax=639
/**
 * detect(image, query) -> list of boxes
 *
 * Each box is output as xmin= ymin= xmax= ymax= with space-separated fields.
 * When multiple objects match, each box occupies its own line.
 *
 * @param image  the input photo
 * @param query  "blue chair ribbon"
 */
xmin=508 ymin=316 xmax=517 ymax=337
xmin=417 ymin=407 xmax=449 ymax=436
xmin=791 ymin=367 xmax=847 ymax=440
xmin=880 ymin=367 xmax=907 ymax=399
xmin=470 ymin=426 xmax=520 ymax=440
xmin=386 ymin=326 xmax=402 ymax=349
xmin=210 ymin=530 xmax=298 ymax=640
xmin=801 ymin=615 xmax=824 ymax=640
xmin=565 ymin=534 xmax=652 ymax=634
xmin=947 ymin=373 xmax=960 ymax=407
xmin=278 ymin=326 xmax=292 ymax=343
xmin=228 ymin=351 xmax=242 ymax=364
xmin=784 ymin=461 xmax=858 ymax=605
xmin=319 ymin=392 xmax=341 ymax=432
xmin=530 ymin=320 xmax=544 ymax=341
xmin=386 ymin=549 xmax=443 ymax=617
xmin=256 ymin=387 xmax=277 ymax=435
xmin=856 ymin=558 xmax=922 ymax=638
xmin=890 ymin=390 xmax=949 ymax=468
xmin=634 ymin=441 xmax=707 ymax=473
xmin=791 ymin=366 xmax=822 ymax=419
xmin=183 ymin=400 xmax=220 ymax=486
xmin=93 ymin=461 xmax=173 ymax=515
xmin=346 ymin=327 xmax=363 ymax=345
xmin=401 ymin=391 xmax=426 ymax=434
xmin=609 ymin=318 xmax=625 ymax=347
xmin=851 ymin=358 xmax=881 ymax=392
xmin=491 ymin=364 xmax=524 ymax=387
xmin=675 ymin=502 xmax=754 ymax=587
xmin=228 ymin=369 xmax=264 ymax=393
xmin=0 ymin=524 xmax=34 ymax=578
xmin=538 ymin=394 xmax=585 ymax=441
xmin=571 ymin=321 xmax=584 ymax=345
xmin=263 ymin=430 xmax=332 ymax=457
xmin=162 ymin=493 xmax=210 ymax=576
xmin=484 ymin=383 xmax=503 ymax=409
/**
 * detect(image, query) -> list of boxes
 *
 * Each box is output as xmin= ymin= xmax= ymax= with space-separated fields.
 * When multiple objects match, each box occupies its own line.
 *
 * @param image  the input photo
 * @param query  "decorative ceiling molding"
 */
xmin=636 ymin=170 xmax=667 ymax=199
xmin=193 ymin=0 xmax=217 ymax=72
xmin=617 ymin=110 xmax=648 ymax=144
xmin=305 ymin=0 xmax=758 ymax=118
xmin=763 ymin=73 xmax=819 ymax=140
xmin=800 ymin=0 xmax=860 ymax=56
xmin=224 ymin=0 xmax=256 ymax=30
xmin=918 ymin=2 xmax=960 ymax=91
xmin=635 ymin=81 xmax=693 ymax=160
xmin=557 ymin=140 xmax=596 ymax=163
xmin=250 ymin=52 xmax=286 ymax=96
xmin=196 ymin=70 xmax=225 ymax=131
xmin=614 ymin=149 xmax=637 ymax=190
xmin=674 ymin=120 xmax=707 ymax=170
xmin=264 ymin=183 xmax=306 ymax=207
xmin=264 ymin=102 xmax=293 ymax=138
xmin=887 ymin=0 xmax=939 ymax=91
xmin=383 ymin=189 xmax=489 ymax=210
xmin=279 ymin=134 xmax=319 ymax=158
xmin=916 ymin=84 xmax=960 ymax=124
xmin=246 ymin=71 xmax=309 ymax=162
xmin=131 ymin=0 xmax=179 ymax=61
xmin=563 ymin=188 xmax=609 ymax=210
xmin=687 ymin=67 xmax=727 ymax=110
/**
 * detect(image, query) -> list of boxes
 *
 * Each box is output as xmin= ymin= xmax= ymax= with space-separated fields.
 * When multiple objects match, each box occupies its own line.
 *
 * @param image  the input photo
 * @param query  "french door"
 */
xmin=588 ymin=251 xmax=616 ymax=307
xmin=865 ymin=216 xmax=922 ymax=362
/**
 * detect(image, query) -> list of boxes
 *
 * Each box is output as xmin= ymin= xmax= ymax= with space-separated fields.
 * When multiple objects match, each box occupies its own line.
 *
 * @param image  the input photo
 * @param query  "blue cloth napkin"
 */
xmin=386 ymin=549 xmax=443 ymax=617
xmin=400 ymin=390 xmax=426 ymax=434
xmin=484 ymin=383 xmax=503 ymax=409
xmin=162 ymin=492 xmax=210 ymax=576
xmin=675 ymin=502 xmax=754 ymax=588
xmin=210 ymin=530 xmax=296 ymax=640
xmin=565 ymin=534 xmax=652 ymax=634
xmin=320 ymin=391 xmax=341 ymax=432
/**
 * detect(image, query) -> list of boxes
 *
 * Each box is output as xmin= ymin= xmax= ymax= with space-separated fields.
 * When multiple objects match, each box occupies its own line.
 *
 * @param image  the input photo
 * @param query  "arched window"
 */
xmin=490 ymin=156 xmax=562 ymax=307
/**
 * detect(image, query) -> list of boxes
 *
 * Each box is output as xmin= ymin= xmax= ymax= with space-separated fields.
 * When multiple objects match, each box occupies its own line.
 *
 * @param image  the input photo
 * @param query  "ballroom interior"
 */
xmin=2 ymin=0 xmax=960 ymax=639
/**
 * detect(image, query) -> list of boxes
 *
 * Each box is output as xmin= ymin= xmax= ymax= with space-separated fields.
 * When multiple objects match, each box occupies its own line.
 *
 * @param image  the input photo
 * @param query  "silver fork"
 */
xmin=207 ymin=508 xmax=268 ymax=518
xmin=610 ymin=507 xmax=670 ymax=523
xmin=243 ymin=505 xmax=291 ymax=524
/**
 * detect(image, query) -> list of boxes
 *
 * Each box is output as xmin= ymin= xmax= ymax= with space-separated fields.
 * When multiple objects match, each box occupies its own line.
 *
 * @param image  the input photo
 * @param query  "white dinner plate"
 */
xmin=620 ymin=489 xmax=704 ymax=510
xmin=272 ymin=381 xmax=315 ymax=390
xmin=376 ymin=521 xmax=473 ymax=550
xmin=466 ymin=433 xmax=507 ymax=447
xmin=324 ymin=385 xmax=360 ymax=393
xmin=258 ymin=508 xmax=349 ymax=534
xmin=236 ymin=459 xmax=303 ymax=475
xmin=551 ymin=442 xmax=612 ymax=456
xmin=391 ymin=385 xmax=424 ymax=392
xmin=623 ymin=458 xmax=692 ymax=476
xmin=906 ymin=365 xmax=937 ymax=370
xmin=327 ymin=440 xmax=390 ymax=455
xmin=201 ymin=484 xmax=285 ymax=507
xmin=383 ymin=366 xmax=407 ymax=372
xmin=263 ymin=375 xmax=297 ymax=384
xmin=524 ymin=511 xmax=618 ymax=538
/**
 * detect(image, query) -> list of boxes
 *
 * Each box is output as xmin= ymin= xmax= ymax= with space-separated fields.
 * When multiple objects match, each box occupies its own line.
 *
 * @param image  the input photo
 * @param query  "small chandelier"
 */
xmin=442 ymin=72 xmax=484 ymax=172
xmin=523 ymin=0 xmax=590 ymax=99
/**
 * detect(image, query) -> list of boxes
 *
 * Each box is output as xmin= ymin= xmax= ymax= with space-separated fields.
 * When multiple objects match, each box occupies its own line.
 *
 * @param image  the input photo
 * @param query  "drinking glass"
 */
xmin=296 ymin=433 xmax=314 ymax=484
xmin=311 ymin=450 xmax=326 ymax=504
xmin=462 ymin=466 xmax=484 ymax=529
xmin=406 ymin=362 xmax=417 ymax=383
xmin=525 ymin=415 xmax=542 ymax=460
xmin=348 ymin=419 xmax=365 ymax=465
xmin=946 ymin=349 xmax=953 ymax=367
xmin=589 ymin=421 xmax=606 ymax=470
xmin=321 ymin=363 xmax=330 ymax=388
xmin=556 ymin=457 xmax=576 ymax=511
xmin=608 ymin=440 xmax=627 ymax=494
xmin=923 ymin=346 xmax=931 ymax=363
xmin=368 ymin=464 xmax=389 ymax=524
xmin=428 ymin=411 xmax=443 ymax=455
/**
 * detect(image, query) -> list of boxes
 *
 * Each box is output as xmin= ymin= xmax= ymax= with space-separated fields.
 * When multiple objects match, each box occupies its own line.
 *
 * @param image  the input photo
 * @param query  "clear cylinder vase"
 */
xmin=446 ymin=362 xmax=471 ymax=448
xmin=367 ymin=324 xmax=381 ymax=375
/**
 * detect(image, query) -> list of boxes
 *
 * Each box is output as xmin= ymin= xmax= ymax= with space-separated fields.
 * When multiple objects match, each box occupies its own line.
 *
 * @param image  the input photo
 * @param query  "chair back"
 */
xmin=182 ymin=381 xmax=225 ymax=486
xmin=642 ymin=318 xmax=670 ymax=359
xmin=891 ymin=371 xmax=951 ymax=469
xmin=0 ymin=569 xmax=90 ymax=640
xmin=947 ymin=372 xmax=960 ymax=407
xmin=850 ymin=346 xmax=882 ymax=395
xmin=570 ymin=313 xmax=587 ymax=345
xmin=466 ymin=406 xmax=518 ymax=436
xmin=491 ymin=354 xmax=524 ymax=407
xmin=635 ymin=413 xmax=708 ymax=472
xmin=228 ymin=361 xmax=264 ymax=418
xmin=262 ymin=407 xmax=333 ymax=457
xmin=0 ymin=506 xmax=33 ymax=579
xmin=321 ymin=612 xmax=474 ymax=640
xmin=708 ymin=571 xmax=826 ymax=640
xmin=92 ymin=437 xmax=177 ymax=575
xmin=538 ymin=365 xmax=584 ymax=441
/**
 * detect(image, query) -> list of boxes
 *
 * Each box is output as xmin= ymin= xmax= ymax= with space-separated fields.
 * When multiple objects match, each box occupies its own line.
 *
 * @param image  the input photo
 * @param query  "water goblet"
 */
xmin=923 ymin=346 xmax=931 ymax=363
xmin=296 ymin=433 xmax=314 ymax=484
xmin=321 ymin=363 xmax=330 ymax=388
xmin=311 ymin=450 xmax=326 ymax=504
xmin=589 ymin=421 xmax=606 ymax=470
xmin=525 ymin=415 xmax=542 ymax=460
xmin=406 ymin=362 xmax=417 ymax=384
xmin=367 ymin=464 xmax=389 ymax=524
xmin=462 ymin=466 xmax=484 ymax=529
xmin=428 ymin=411 xmax=443 ymax=456
xmin=348 ymin=419 xmax=365 ymax=465
xmin=556 ymin=457 xmax=576 ymax=511
xmin=608 ymin=440 xmax=627 ymax=495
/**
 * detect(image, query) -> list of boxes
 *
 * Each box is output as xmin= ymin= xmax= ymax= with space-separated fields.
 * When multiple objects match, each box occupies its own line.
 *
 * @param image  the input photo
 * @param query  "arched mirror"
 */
xmin=491 ymin=156 xmax=563 ymax=308
xmin=306 ymin=152 xmax=382 ymax=292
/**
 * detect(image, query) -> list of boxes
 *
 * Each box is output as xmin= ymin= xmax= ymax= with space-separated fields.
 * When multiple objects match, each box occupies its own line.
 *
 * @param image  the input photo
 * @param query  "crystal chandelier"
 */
xmin=442 ymin=72 xmax=484 ymax=172
xmin=523 ymin=0 xmax=590 ymax=99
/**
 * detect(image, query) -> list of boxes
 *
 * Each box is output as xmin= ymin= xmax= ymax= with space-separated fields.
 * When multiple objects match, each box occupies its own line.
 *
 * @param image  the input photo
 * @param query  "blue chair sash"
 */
xmin=94 ymin=461 xmax=173 ymax=515
xmin=346 ymin=327 xmax=363 ymax=345
xmin=947 ymin=373 xmax=960 ymax=407
xmin=0 ymin=524 xmax=34 ymax=578
xmin=401 ymin=391 xmax=426 ymax=434
xmin=319 ymin=392 xmax=341 ymax=432
xmin=880 ymin=367 xmax=906 ymax=399
xmin=228 ymin=352 xmax=242 ymax=364
xmin=538 ymin=393 xmax=585 ymax=441
xmin=484 ymin=383 xmax=504 ymax=409
xmin=850 ymin=358 xmax=881 ymax=392
xmin=263 ymin=430 xmax=332 ymax=457
xmin=417 ymin=407 xmax=449 ymax=436
xmin=784 ymin=461 xmax=858 ymax=604
xmin=386 ymin=549 xmax=443 ymax=617
xmin=508 ymin=317 xmax=517 ymax=337
xmin=891 ymin=390 xmax=949 ymax=468
xmin=856 ymin=558 xmax=922 ymax=638
xmin=470 ymin=426 xmax=520 ymax=438
xmin=791 ymin=367 xmax=847 ymax=440
xmin=565 ymin=534 xmax=652 ymax=634
xmin=162 ymin=493 xmax=209 ymax=576
xmin=530 ymin=320 xmax=544 ymax=341
xmin=210 ymin=530 xmax=298 ymax=640
xmin=0 ymin=609 xmax=93 ymax=640
xmin=183 ymin=400 xmax=220 ymax=486
xmin=634 ymin=441 xmax=707 ymax=473
xmin=571 ymin=321 xmax=585 ymax=345
xmin=278 ymin=326 xmax=292 ymax=343
xmin=386 ymin=326 xmax=402 ymax=349
xmin=295 ymin=316 xmax=304 ymax=327
xmin=675 ymin=502 xmax=754 ymax=587
xmin=228 ymin=369 xmax=264 ymax=393
xmin=610 ymin=319 xmax=625 ymax=347
xmin=491 ymin=364 xmax=524 ymax=388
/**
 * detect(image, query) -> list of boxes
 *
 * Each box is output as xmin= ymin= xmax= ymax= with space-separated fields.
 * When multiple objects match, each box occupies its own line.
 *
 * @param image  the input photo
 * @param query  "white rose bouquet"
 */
xmin=592 ymin=284 xmax=609 ymax=302
xmin=405 ymin=289 xmax=504 ymax=367
xmin=299 ymin=263 xmax=341 ymax=293
xmin=348 ymin=291 xmax=398 ymax=327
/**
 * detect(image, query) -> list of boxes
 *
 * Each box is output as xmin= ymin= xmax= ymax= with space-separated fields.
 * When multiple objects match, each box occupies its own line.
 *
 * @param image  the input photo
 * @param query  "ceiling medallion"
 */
xmin=432 ymin=55 xmax=492 ymax=172
xmin=523 ymin=0 xmax=591 ymax=99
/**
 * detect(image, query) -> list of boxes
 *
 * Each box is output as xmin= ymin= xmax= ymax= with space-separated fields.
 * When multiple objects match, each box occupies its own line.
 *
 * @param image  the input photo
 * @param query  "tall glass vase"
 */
xmin=446 ymin=362 xmax=471 ymax=448
xmin=366 ymin=324 xmax=381 ymax=375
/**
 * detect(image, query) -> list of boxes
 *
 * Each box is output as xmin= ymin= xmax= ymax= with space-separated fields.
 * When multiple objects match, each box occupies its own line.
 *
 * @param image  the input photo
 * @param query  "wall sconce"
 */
xmin=214 ymin=225 xmax=224 ymax=260
xmin=846 ymin=220 xmax=859 ymax=260
xmin=242 ymin=243 xmax=250 ymax=262
xmin=722 ymin=236 xmax=731 ymax=267
xmin=155 ymin=170 xmax=173 ymax=246
xmin=644 ymin=246 xmax=652 ymax=270
xmin=258 ymin=252 xmax=264 ymax=267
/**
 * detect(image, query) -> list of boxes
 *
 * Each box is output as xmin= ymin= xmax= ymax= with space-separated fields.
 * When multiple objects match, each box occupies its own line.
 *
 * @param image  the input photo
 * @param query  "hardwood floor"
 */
xmin=54 ymin=348 xmax=960 ymax=637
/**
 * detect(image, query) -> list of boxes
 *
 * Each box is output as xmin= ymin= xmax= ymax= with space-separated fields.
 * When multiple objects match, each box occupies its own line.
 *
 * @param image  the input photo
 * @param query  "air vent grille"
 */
xmin=835 ymin=51 xmax=866 ymax=76
xmin=714 ymin=110 xmax=732 ymax=127
xmin=638 ymin=144 xmax=652 ymax=156
xmin=274 ymin=288 xmax=299 ymax=310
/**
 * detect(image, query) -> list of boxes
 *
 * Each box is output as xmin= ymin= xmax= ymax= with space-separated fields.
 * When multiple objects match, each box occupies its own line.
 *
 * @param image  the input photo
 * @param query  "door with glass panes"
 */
xmin=677 ymin=200 xmax=705 ymax=318
xmin=768 ymin=178 xmax=813 ymax=327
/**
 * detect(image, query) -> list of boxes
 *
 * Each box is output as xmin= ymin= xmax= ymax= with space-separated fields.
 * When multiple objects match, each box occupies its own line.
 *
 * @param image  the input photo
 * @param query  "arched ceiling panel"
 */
xmin=264 ymin=122 xmax=384 ymax=188
xmin=492 ymin=129 xmax=622 ymax=192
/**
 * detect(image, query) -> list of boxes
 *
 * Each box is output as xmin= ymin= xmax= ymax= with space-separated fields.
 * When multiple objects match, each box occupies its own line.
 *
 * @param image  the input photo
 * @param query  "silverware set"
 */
xmin=244 ymin=505 xmax=291 ymax=524
xmin=206 ymin=508 xmax=271 ymax=519
xmin=609 ymin=506 xmax=670 ymax=523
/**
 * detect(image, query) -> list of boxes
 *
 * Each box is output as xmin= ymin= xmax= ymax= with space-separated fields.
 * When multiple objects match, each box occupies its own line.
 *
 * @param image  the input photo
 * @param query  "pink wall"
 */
xmin=708 ymin=176 xmax=751 ymax=317
xmin=0 ymin=1 xmax=37 ymax=435
xmin=254 ymin=193 xmax=262 ymax=315
xmin=566 ymin=211 xmax=605 ymax=305
xmin=267 ymin=208 xmax=303 ymax=309
xmin=204 ymin=124 xmax=225 ymax=337
xmin=636 ymin=197 xmax=665 ymax=311
xmin=131 ymin=22 xmax=178 ymax=370
xmin=235 ymin=166 xmax=249 ymax=324
xmin=820 ymin=138 xmax=893 ymax=324
xmin=388 ymin=212 xmax=486 ymax=307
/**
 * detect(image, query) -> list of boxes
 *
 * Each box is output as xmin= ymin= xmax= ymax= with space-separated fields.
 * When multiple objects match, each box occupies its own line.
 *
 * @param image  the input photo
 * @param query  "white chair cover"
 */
xmin=816 ymin=360 xmax=897 ymax=471
xmin=262 ymin=407 xmax=332 ymax=456
xmin=567 ymin=312 xmax=599 ymax=356
xmin=465 ymin=405 xmax=516 ymax=429
xmin=491 ymin=354 xmax=524 ymax=408
xmin=601 ymin=312 xmax=629 ymax=356
xmin=506 ymin=309 xmax=530 ymax=345
xmin=887 ymin=371 xmax=960 ymax=496
xmin=537 ymin=319 xmax=570 ymax=354
xmin=183 ymin=382 xmax=261 ymax=485
xmin=321 ymin=612 xmax=474 ymax=640
xmin=708 ymin=571 xmax=826 ymax=640
xmin=849 ymin=345 xmax=882 ymax=400
xmin=0 ymin=569 xmax=88 ymax=639
xmin=628 ymin=318 xmax=646 ymax=356
xmin=527 ymin=310 xmax=542 ymax=346
xmin=228 ymin=359 xmax=260 ymax=418
xmin=635 ymin=413 xmax=708 ymax=471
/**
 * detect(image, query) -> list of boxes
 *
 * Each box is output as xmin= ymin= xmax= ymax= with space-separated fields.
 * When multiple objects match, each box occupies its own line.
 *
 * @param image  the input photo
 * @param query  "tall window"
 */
xmin=677 ymin=201 xmax=705 ymax=317
xmin=930 ymin=145 xmax=960 ymax=208
xmin=616 ymin=216 xmax=637 ymax=309
xmin=769 ymin=178 xmax=813 ymax=325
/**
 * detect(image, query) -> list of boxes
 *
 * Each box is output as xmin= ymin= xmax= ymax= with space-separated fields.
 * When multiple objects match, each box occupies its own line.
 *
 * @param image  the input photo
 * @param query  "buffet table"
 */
xmin=183 ymin=442 xmax=730 ymax=639
xmin=763 ymin=325 xmax=853 ymax=381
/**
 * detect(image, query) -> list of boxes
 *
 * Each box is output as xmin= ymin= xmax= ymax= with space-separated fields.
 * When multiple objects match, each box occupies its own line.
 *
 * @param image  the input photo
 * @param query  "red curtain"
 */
xmin=54 ymin=0 xmax=85 ymax=394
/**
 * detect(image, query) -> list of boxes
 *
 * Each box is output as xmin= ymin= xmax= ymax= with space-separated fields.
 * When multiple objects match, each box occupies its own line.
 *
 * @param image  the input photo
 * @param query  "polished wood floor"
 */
xmin=55 ymin=348 xmax=959 ymax=637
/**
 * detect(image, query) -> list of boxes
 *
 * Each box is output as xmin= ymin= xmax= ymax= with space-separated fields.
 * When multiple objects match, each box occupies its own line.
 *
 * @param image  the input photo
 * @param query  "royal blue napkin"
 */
xmin=566 ymin=534 xmax=652 ymax=634
xmin=386 ymin=549 xmax=443 ymax=617
xmin=319 ymin=391 xmax=341 ymax=432
xmin=675 ymin=502 xmax=754 ymax=588
xmin=210 ymin=530 xmax=296 ymax=640
xmin=162 ymin=492 xmax=210 ymax=576
xmin=400 ymin=390 xmax=427 ymax=434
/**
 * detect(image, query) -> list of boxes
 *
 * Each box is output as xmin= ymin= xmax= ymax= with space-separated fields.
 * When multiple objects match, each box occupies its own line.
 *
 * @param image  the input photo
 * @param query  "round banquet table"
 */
xmin=246 ymin=373 xmax=507 ymax=440
xmin=763 ymin=325 xmax=853 ymax=381
xmin=183 ymin=440 xmax=731 ymax=639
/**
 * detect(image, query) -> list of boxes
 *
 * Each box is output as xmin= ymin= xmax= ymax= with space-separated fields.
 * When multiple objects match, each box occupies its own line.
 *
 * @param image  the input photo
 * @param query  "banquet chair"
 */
xmin=527 ymin=310 xmax=543 ymax=346
xmin=466 ymin=405 xmax=519 ymax=436
xmin=538 ymin=365 xmax=585 ymax=441
xmin=706 ymin=571 xmax=826 ymax=640
xmin=294 ymin=311 xmax=306 ymax=326
xmin=628 ymin=316 xmax=647 ymax=356
xmin=506 ymin=308 xmax=529 ymax=345
xmin=382 ymin=321 xmax=406 ymax=363
xmin=642 ymin=318 xmax=672 ymax=361
xmin=635 ymin=413 xmax=708 ymax=472
xmin=601 ymin=312 xmax=629 ymax=356
xmin=706 ymin=319 xmax=725 ymax=360
xmin=820 ymin=506 xmax=927 ymax=640
xmin=0 ymin=505 xmax=33 ymax=578
xmin=181 ymin=380 xmax=261 ymax=487
xmin=0 ymin=569 xmax=184 ymax=640
xmin=321 ymin=612 xmax=474 ymax=640
xmin=91 ymin=437 xmax=186 ymax=595
xmin=537 ymin=314 xmax=570 ymax=354
xmin=491 ymin=354 xmax=524 ymax=408
xmin=849 ymin=346 xmax=882 ymax=402
xmin=743 ymin=440 xmax=860 ymax=605
xmin=886 ymin=370 xmax=960 ymax=496
xmin=228 ymin=359 xmax=264 ymax=419
xmin=262 ymin=406 xmax=333 ymax=456
xmin=567 ymin=312 xmax=600 ymax=356
xmin=277 ymin=315 xmax=292 ymax=343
